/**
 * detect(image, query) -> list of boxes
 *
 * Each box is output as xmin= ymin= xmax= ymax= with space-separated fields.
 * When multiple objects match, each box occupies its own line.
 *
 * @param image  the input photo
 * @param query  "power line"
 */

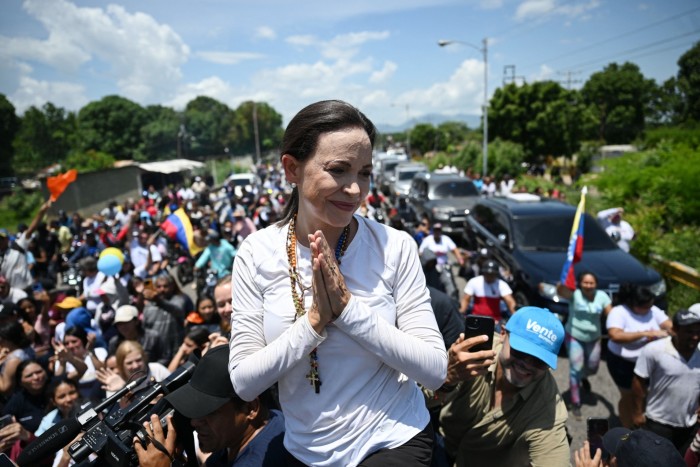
xmin=575 ymin=41 xmax=698 ymax=74
xmin=526 ymin=5 xmax=700 ymax=68
xmin=556 ymin=30 xmax=700 ymax=73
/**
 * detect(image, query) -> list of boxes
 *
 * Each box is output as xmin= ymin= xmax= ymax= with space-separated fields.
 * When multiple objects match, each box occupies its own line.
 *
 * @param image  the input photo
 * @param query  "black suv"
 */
xmin=407 ymin=172 xmax=480 ymax=237
xmin=464 ymin=194 xmax=667 ymax=319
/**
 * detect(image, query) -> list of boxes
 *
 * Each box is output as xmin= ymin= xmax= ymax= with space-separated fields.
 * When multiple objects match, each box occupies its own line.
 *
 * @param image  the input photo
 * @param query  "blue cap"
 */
xmin=0 ymin=228 xmax=8 ymax=238
xmin=505 ymin=306 xmax=564 ymax=369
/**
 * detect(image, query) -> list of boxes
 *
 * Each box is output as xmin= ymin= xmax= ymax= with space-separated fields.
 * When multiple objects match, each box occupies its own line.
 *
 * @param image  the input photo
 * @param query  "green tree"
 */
xmin=78 ymin=95 xmax=146 ymax=160
xmin=13 ymin=103 xmax=77 ymax=174
xmin=0 ymin=95 xmax=20 ymax=176
xmin=183 ymin=96 xmax=233 ymax=158
xmin=64 ymin=149 xmax=116 ymax=173
xmin=229 ymin=101 xmax=283 ymax=156
xmin=136 ymin=105 xmax=180 ymax=161
xmin=676 ymin=41 xmax=700 ymax=122
xmin=410 ymin=123 xmax=438 ymax=154
xmin=436 ymin=121 xmax=470 ymax=152
xmin=489 ymin=82 xmax=593 ymax=160
xmin=581 ymin=62 xmax=657 ymax=143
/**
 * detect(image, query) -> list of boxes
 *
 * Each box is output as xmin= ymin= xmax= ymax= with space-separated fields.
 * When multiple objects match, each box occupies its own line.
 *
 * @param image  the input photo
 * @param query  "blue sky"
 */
xmin=1 ymin=0 xmax=698 ymax=127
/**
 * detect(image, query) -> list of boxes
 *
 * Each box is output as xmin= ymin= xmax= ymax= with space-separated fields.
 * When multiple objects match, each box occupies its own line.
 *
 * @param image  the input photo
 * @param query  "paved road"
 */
xmin=451 ymin=262 xmax=623 ymax=462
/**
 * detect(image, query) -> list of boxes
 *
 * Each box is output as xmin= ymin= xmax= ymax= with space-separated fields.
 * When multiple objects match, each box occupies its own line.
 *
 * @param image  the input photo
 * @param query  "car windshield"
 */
xmin=398 ymin=169 xmax=424 ymax=181
xmin=513 ymin=213 xmax=616 ymax=251
xmin=383 ymin=161 xmax=401 ymax=173
xmin=432 ymin=181 xmax=479 ymax=198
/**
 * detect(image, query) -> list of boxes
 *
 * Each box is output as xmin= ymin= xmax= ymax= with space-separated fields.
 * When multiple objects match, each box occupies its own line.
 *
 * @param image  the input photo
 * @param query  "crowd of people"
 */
xmin=0 ymin=98 xmax=698 ymax=467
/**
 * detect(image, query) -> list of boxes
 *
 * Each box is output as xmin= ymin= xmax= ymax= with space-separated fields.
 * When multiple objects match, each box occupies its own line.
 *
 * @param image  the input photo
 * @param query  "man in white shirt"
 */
xmin=129 ymin=229 xmax=163 ymax=279
xmin=597 ymin=207 xmax=635 ymax=252
xmin=632 ymin=305 xmax=700 ymax=451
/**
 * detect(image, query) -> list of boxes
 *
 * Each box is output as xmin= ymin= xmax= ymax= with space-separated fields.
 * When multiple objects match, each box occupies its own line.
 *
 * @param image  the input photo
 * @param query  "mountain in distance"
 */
xmin=376 ymin=113 xmax=481 ymax=133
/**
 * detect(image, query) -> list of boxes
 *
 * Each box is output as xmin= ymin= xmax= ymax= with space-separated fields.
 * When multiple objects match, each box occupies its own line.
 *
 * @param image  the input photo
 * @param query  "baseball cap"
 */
xmin=0 ymin=228 xmax=9 ymax=238
xmin=673 ymin=307 xmax=700 ymax=326
xmin=482 ymin=260 xmax=499 ymax=275
xmin=433 ymin=223 xmax=443 ymax=230
xmin=165 ymin=345 xmax=238 ymax=419
xmin=55 ymin=296 xmax=83 ymax=309
xmin=114 ymin=305 xmax=139 ymax=324
xmin=505 ymin=306 xmax=564 ymax=369
xmin=602 ymin=427 xmax=685 ymax=467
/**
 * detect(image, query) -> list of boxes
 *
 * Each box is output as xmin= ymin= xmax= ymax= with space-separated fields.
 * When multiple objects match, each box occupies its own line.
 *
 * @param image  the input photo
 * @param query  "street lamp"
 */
xmin=438 ymin=38 xmax=489 ymax=177
xmin=390 ymin=102 xmax=411 ymax=156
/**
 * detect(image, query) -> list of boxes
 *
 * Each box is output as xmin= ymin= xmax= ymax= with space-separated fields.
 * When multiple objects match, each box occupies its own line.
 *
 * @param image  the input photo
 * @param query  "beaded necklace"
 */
xmin=286 ymin=214 xmax=350 ymax=393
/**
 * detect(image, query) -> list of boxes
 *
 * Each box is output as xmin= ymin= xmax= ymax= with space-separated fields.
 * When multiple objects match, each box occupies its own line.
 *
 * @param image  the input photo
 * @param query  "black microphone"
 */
xmin=16 ymin=418 xmax=81 ymax=466
xmin=17 ymin=374 xmax=148 ymax=467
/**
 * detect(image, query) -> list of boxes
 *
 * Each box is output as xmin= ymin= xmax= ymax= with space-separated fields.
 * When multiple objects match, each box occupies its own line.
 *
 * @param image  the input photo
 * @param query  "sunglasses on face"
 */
xmin=510 ymin=347 xmax=548 ymax=370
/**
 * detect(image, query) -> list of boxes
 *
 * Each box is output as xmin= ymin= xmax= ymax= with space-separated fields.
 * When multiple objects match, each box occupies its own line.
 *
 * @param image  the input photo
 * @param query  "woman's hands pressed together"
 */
xmin=307 ymin=230 xmax=351 ymax=333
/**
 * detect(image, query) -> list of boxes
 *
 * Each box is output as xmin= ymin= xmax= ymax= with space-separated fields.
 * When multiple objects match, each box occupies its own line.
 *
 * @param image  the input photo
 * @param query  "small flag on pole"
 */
xmin=560 ymin=186 xmax=588 ymax=290
xmin=46 ymin=169 xmax=78 ymax=201
xmin=160 ymin=208 xmax=203 ymax=257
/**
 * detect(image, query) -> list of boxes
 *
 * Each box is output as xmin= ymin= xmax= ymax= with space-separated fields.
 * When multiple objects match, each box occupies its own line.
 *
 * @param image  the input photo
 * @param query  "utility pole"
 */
xmin=252 ymin=102 xmax=261 ymax=165
xmin=503 ymin=65 xmax=525 ymax=86
xmin=558 ymin=70 xmax=582 ymax=90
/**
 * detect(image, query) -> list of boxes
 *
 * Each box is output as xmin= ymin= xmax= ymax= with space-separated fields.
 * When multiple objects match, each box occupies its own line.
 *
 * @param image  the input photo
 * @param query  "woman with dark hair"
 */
xmin=557 ymin=272 xmax=612 ymax=420
xmin=605 ymin=283 xmax=672 ymax=428
xmin=1 ymin=359 xmax=51 ymax=433
xmin=229 ymin=100 xmax=447 ymax=466
xmin=185 ymin=294 xmax=220 ymax=334
xmin=15 ymin=295 xmax=51 ymax=358
xmin=34 ymin=378 xmax=81 ymax=436
xmin=0 ymin=321 xmax=35 ymax=396
xmin=54 ymin=326 xmax=105 ymax=400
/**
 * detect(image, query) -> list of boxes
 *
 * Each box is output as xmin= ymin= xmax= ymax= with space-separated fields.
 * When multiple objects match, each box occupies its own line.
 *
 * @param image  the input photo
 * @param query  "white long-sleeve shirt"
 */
xmin=229 ymin=215 xmax=447 ymax=466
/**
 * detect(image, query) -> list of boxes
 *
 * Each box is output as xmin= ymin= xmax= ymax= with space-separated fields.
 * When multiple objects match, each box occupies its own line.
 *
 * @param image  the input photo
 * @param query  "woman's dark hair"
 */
xmin=15 ymin=297 xmax=39 ymax=324
xmin=277 ymin=100 xmax=377 ymax=225
xmin=195 ymin=294 xmax=215 ymax=313
xmin=576 ymin=271 xmax=598 ymax=285
xmin=0 ymin=320 xmax=31 ymax=349
xmin=64 ymin=326 xmax=88 ymax=347
xmin=46 ymin=376 xmax=79 ymax=401
xmin=186 ymin=327 xmax=210 ymax=347
xmin=14 ymin=359 xmax=48 ymax=391
xmin=618 ymin=283 xmax=655 ymax=308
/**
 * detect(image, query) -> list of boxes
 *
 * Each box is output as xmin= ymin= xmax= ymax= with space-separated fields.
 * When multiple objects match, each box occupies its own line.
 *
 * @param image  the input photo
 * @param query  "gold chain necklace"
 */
xmin=286 ymin=214 xmax=350 ymax=393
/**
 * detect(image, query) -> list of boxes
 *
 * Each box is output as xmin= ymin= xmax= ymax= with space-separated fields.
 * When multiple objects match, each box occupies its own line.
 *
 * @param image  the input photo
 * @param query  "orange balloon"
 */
xmin=47 ymin=169 xmax=78 ymax=201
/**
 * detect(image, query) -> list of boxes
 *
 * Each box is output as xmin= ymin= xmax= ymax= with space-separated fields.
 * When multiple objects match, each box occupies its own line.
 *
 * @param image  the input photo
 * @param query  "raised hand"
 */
xmin=96 ymin=367 xmax=126 ymax=392
xmin=444 ymin=334 xmax=497 ymax=385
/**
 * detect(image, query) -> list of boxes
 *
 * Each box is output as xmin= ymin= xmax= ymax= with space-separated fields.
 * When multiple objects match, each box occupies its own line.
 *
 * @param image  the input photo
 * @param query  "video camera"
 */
xmin=18 ymin=362 xmax=195 ymax=467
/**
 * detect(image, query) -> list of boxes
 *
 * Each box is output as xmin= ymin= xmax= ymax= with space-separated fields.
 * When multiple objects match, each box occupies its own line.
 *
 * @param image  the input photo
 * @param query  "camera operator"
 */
xmin=135 ymin=345 xmax=286 ymax=466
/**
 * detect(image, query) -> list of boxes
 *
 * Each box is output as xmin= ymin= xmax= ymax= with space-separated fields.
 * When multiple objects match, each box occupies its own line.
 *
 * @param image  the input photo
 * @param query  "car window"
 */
xmin=397 ymin=169 xmax=425 ymax=181
xmin=472 ymin=204 xmax=509 ymax=240
xmin=513 ymin=213 xmax=617 ymax=251
xmin=432 ymin=181 xmax=479 ymax=198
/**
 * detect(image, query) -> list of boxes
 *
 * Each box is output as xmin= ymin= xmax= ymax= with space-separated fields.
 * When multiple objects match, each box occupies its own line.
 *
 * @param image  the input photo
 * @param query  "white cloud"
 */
xmin=514 ymin=0 xmax=600 ymax=22
xmin=530 ymin=64 xmax=555 ymax=82
xmin=10 ymin=75 xmax=88 ymax=113
xmin=286 ymin=35 xmax=317 ymax=47
xmin=197 ymin=51 xmax=265 ymax=65
xmin=254 ymin=26 xmax=277 ymax=40
xmin=6 ymin=0 xmax=189 ymax=104
xmin=369 ymin=61 xmax=397 ymax=83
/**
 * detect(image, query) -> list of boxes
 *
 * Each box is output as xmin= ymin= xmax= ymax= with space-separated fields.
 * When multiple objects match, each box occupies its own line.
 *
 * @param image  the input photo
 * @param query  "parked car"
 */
xmin=375 ymin=158 xmax=405 ymax=196
xmin=463 ymin=194 xmax=667 ymax=320
xmin=388 ymin=162 xmax=428 ymax=200
xmin=226 ymin=172 xmax=259 ymax=196
xmin=407 ymin=172 xmax=480 ymax=237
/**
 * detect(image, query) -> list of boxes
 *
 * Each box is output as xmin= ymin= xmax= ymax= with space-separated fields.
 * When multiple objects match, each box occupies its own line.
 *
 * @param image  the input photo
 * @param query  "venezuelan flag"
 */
xmin=560 ymin=186 xmax=587 ymax=290
xmin=160 ymin=208 xmax=202 ymax=257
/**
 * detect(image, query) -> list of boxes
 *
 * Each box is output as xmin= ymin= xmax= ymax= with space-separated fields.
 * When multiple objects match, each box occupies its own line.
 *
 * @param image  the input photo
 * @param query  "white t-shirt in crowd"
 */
xmin=129 ymin=239 xmax=162 ymax=278
xmin=606 ymin=304 xmax=669 ymax=361
xmin=418 ymin=234 xmax=457 ymax=266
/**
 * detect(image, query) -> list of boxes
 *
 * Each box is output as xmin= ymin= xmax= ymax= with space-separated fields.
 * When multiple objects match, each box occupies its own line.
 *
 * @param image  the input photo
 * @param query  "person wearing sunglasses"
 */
xmin=438 ymin=307 xmax=569 ymax=466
